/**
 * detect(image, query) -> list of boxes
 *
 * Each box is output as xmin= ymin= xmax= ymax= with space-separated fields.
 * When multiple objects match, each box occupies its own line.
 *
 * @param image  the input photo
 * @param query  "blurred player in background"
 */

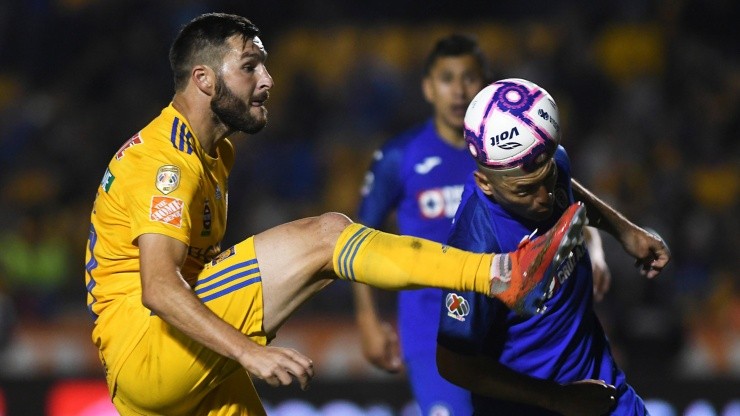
xmin=354 ymin=34 xmax=486 ymax=416
xmin=82 ymin=14 xmax=596 ymax=415
xmin=436 ymin=79 xmax=671 ymax=415
xmin=354 ymin=35 xmax=612 ymax=416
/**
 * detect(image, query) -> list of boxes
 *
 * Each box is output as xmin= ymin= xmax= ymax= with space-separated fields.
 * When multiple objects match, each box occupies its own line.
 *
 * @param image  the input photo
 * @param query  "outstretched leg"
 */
xmin=255 ymin=213 xmax=349 ymax=337
xmin=256 ymin=211 xmax=489 ymax=336
xmin=256 ymin=202 xmax=586 ymax=335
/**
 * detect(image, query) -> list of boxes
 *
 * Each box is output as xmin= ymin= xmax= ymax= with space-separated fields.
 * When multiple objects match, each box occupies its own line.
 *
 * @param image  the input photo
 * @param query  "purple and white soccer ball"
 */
xmin=464 ymin=78 xmax=561 ymax=172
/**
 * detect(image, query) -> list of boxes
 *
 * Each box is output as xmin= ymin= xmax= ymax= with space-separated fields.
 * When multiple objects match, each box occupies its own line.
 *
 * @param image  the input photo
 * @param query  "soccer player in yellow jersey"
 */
xmin=83 ymin=13 xmax=613 ymax=415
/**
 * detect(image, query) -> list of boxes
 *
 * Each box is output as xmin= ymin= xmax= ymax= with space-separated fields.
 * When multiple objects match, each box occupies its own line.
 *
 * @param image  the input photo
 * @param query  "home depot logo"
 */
xmin=150 ymin=196 xmax=184 ymax=227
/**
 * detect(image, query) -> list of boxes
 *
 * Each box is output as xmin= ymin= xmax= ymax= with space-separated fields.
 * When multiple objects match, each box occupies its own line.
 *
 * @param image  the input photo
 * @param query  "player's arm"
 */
xmin=138 ymin=233 xmax=314 ymax=390
xmin=353 ymin=143 xmax=405 ymax=372
xmin=584 ymin=226 xmax=611 ymax=301
xmin=571 ymin=178 xmax=670 ymax=278
xmin=353 ymin=283 xmax=402 ymax=372
xmin=436 ymin=344 xmax=616 ymax=416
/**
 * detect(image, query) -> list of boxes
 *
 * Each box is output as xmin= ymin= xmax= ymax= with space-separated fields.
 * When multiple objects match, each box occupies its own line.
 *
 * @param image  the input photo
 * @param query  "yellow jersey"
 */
xmin=83 ymin=103 xmax=233 ymax=374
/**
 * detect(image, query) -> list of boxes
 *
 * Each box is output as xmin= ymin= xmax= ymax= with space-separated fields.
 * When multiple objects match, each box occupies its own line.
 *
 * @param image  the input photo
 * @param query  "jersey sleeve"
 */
xmin=554 ymin=145 xmax=572 ymax=186
xmin=122 ymin=146 xmax=200 ymax=247
xmin=554 ymin=145 xmax=576 ymax=202
xmin=357 ymin=140 xmax=405 ymax=228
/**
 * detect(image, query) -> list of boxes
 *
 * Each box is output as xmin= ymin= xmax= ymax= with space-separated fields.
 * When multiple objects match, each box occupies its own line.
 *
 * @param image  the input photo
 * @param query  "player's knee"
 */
xmin=306 ymin=212 xmax=353 ymax=274
xmin=314 ymin=212 xmax=353 ymax=247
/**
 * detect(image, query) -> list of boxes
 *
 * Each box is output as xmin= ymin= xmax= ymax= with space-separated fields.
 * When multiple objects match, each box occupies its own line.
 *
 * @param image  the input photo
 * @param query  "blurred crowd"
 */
xmin=0 ymin=0 xmax=737 ymax=382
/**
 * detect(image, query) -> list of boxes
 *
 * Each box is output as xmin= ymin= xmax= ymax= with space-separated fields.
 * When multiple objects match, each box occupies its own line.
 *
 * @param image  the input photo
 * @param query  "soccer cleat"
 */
xmin=490 ymin=202 xmax=587 ymax=316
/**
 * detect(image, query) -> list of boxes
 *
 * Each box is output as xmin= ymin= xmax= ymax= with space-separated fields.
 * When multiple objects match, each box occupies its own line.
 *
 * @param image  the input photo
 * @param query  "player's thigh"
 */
xmin=253 ymin=212 xmax=351 ymax=336
xmin=196 ymin=236 xmax=268 ymax=344
xmin=194 ymin=369 xmax=266 ymax=416
xmin=116 ymin=237 xmax=267 ymax=414
xmin=116 ymin=318 xmax=251 ymax=415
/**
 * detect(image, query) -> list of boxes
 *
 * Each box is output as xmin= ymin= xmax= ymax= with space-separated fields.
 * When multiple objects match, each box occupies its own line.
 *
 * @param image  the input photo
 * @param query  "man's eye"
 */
xmin=463 ymin=74 xmax=480 ymax=84
xmin=516 ymin=188 xmax=535 ymax=197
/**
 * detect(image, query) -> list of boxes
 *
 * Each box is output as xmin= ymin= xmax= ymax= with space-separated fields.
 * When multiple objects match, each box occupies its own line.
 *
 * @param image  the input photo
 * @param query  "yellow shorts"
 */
xmin=104 ymin=237 xmax=267 ymax=415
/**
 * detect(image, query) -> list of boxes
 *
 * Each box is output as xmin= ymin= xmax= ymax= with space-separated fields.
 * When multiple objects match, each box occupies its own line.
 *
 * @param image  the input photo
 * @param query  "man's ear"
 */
xmin=192 ymin=65 xmax=215 ymax=96
xmin=422 ymin=76 xmax=434 ymax=104
xmin=473 ymin=170 xmax=494 ymax=196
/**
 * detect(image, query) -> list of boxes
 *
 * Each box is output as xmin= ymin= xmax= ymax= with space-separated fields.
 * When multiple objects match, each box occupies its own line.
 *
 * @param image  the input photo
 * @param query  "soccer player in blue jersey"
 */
xmin=353 ymin=34 xmax=488 ymax=415
xmin=354 ymin=36 xmax=613 ymax=416
xmin=436 ymin=80 xmax=671 ymax=415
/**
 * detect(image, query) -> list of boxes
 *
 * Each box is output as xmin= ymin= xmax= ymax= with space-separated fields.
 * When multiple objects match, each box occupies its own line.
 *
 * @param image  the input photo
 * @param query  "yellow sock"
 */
xmin=333 ymin=223 xmax=491 ymax=295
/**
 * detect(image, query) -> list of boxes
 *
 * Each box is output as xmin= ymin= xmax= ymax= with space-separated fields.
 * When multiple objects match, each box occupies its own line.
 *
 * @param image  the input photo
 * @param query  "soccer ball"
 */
xmin=464 ymin=78 xmax=560 ymax=172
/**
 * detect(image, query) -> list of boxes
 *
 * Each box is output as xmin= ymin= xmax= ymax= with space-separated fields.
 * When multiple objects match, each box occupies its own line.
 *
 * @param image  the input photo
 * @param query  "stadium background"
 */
xmin=0 ymin=0 xmax=737 ymax=414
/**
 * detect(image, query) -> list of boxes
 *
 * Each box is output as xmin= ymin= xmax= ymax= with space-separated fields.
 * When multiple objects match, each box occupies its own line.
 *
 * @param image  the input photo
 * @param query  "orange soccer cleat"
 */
xmin=490 ymin=202 xmax=587 ymax=316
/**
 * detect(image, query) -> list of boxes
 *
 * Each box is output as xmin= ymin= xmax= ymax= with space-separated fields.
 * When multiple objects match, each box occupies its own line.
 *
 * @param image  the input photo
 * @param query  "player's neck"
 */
xmin=434 ymin=118 xmax=466 ymax=149
xmin=172 ymin=94 xmax=227 ymax=157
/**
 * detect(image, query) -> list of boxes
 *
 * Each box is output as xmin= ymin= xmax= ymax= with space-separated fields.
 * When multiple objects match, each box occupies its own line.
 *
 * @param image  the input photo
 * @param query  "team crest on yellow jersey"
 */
xmin=156 ymin=165 xmax=181 ymax=194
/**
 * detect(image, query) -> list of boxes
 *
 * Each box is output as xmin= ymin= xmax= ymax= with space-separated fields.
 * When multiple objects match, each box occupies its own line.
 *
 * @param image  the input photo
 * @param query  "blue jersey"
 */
xmin=438 ymin=147 xmax=646 ymax=415
xmin=358 ymin=119 xmax=476 ymax=414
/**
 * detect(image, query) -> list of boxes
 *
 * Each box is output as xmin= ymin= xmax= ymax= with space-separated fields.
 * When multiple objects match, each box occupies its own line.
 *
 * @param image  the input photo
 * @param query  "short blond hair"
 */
xmin=479 ymin=158 xmax=555 ymax=191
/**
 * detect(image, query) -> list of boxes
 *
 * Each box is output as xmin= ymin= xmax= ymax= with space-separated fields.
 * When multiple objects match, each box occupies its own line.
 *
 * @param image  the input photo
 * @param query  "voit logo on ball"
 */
xmin=464 ymin=78 xmax=560 ymax=172
xmin=445 ymin=293 xmax=470 ymax=322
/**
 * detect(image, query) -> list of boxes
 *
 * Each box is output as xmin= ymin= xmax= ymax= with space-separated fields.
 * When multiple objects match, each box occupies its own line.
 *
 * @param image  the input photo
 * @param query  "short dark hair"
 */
xmin=169 ymin=13 xmax=261 ymax=91
xmin=422 ymin=34 xmax=491 ymax=82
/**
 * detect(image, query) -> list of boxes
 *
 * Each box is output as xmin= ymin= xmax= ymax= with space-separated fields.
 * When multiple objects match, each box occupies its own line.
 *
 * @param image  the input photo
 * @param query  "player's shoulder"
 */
xmin=139 ymin=105 xmax=187 ymax=144
xmin=110 ymin=107 xmax=202 ymax=185
xmin=134 ymin=106 xmax=200 ymax=162
xmin=218 ymin=138 xmax=236 ymax=170
xmin=366 ymin=122 xmax=423 ymax=171
xmin=553 ymin=145 xmax=572 ymax=178
xmin=450 ymin=185 xmax=499 ymax=250
xmin=554 ymin=145 xmax=570 ymax=164
xmin=380 ymin=120 xmax=433 ymax=153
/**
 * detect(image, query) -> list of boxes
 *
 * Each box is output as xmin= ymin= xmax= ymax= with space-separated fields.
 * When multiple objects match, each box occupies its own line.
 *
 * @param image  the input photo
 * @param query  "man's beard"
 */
xmin=211 ymin=77 xmax=266 ymax=134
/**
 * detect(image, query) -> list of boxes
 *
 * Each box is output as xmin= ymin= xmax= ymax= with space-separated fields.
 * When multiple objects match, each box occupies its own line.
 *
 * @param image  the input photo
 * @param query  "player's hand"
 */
xmin=554 ymin=379 xmax=617 ymax=416
xmin=621 ymin=226 xmax=671 ymax=279
xmin=239 ymin=345 xmax=314 ymax=390
xmin=358 ymin=319 xmax=403 ymax=373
